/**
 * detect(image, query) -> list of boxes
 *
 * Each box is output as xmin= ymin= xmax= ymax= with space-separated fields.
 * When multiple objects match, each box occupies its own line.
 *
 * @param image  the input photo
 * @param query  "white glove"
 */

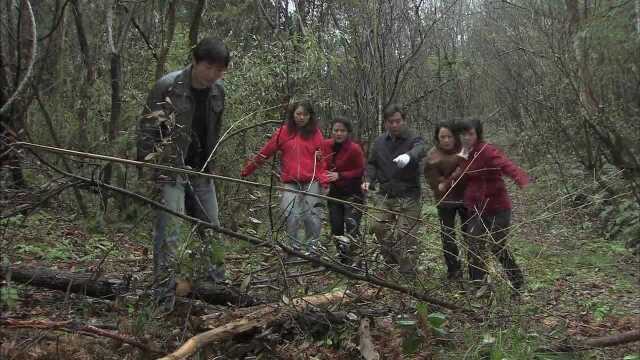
xmin=393 ymin=154 xmax=411 ymax=168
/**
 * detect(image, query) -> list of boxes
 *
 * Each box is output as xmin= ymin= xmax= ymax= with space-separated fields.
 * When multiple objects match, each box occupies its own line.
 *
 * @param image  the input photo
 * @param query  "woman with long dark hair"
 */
xmin=241 ymin=101 xmax=328 ymax=252
xmin=442 ymin=119 xmax=529 ymax=290
xmin=424 ymin=121 xmax=466 ymax=279
xmin=322 ymin=117 xmax=366 ymax=264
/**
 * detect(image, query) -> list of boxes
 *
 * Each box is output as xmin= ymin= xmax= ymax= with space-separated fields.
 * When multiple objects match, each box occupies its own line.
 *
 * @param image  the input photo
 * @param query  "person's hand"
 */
xmin=240 ymin=162 xmax=256 ymax=177
xmin=361 ymin=182 xmax=370 ymax=192
xmin=457 ymin=147 xmax=470 ymax=159
xmin=327 ymin=171 xmax=339 ymax=182
xmin=438 ymin=182 xmax=448 ymax=192
xmin=393 ymin=154 xmax=410 ymax=168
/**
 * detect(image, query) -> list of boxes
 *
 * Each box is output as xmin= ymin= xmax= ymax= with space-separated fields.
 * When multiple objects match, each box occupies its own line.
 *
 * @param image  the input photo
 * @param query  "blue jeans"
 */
xmin=153 ymin=175 xmax=224 ymax=286
xmin=280 ymin=182 xmax=322 ymax=251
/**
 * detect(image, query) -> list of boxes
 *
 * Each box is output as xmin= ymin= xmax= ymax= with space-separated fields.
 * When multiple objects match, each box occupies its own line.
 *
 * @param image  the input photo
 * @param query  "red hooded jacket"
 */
xmin=241 ymin=125 xmax=328 ymax=186
xmin=452 ymin=142 xmax=529 ymax=215
xmin=321 ymin=138 xmax=365 ymax=196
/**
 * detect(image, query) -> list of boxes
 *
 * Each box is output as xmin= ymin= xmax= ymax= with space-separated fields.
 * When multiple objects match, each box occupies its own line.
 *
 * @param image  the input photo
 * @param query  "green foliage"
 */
xmin=466 ymin=328 xmax=574 ymax=360
xmin=599 ymin=198 xmax=640 ymax=254
xmin=0 ymin=284 xmax=19 ymax=310
xmin=0 ymin=214 xmax=25 ymax=227
xmin=15 ymin=238 xmax=74 ymax=261
xmin=394 ymin=304 xmax=449 ymax=356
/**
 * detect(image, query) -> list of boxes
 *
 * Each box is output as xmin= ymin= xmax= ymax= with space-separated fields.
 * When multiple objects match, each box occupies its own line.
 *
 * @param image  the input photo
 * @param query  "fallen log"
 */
xmin=1 ymin=264 xmax=256 ymax=306
xmin=543 ymin=329 xmax=640 ymax=353
xmin=158 ymin=288 xmax=373 ymax=360
xmin=581 ymin=329 xmax=640 ymax=348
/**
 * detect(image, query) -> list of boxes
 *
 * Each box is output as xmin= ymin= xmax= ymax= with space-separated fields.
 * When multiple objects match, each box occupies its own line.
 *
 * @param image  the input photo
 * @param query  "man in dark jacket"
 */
xmin=137 ymin=37 xmax=229 ymax=307
xmin=363 ymin=104 xmax=426 ymax=276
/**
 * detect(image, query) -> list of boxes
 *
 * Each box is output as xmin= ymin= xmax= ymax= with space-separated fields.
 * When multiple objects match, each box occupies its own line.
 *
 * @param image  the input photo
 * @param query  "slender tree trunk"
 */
xmin=155 ymin=0 xmax=177 ymax=79
xmin=71 ymin=0 xmax=96 ymax=150
xmin=189 ymin=0 xmax=206 ymax=48
xmin=101 ymin=0 xmax=122 ymax=210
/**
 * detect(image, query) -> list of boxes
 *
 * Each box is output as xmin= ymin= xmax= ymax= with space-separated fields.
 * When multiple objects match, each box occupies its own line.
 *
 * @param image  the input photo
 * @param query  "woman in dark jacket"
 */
xmin=442 ymin=119 xmax=529 ymax=290
xmin=321 ymin=117 xmax=366 ymax=264
xmin=424 ymin=122 xmax=466 ymax=279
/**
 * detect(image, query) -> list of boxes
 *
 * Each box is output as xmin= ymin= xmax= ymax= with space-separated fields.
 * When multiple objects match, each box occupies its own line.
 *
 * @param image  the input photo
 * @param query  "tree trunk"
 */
xmin=155 ymin=0 xmax=178 ymax=80
xmin=188 ymin=0 xmax=206 ymax=48
xmin=1 ymin=264 xmax=256 ymax=306
xmin=71 ymin=0 xmax=96 ymax=150
xmin=101 ymin=0 xmax=122 ymax=210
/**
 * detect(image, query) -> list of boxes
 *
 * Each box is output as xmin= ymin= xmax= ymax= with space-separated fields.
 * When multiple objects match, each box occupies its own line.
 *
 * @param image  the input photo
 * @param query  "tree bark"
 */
xmin=101 ymin=0 xmax=122 ymax=209
xmin=155 ymin=0 xmax=178 ymax=80
xmin=71 ymin=0 xmax=96 ymax=150
xmin=1 ymin=264 xmax=256 ymax=306
xmin=188 ymin=0 xmax=206 ymax=48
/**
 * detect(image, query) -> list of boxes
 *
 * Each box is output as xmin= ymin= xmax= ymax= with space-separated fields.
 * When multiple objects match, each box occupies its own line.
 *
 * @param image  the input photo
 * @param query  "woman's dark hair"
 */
xmin=287 ymin=101 xmax=318 ymax=138
xmin=433 ymin=121 xmax=459 ymax=145
xmin=331 ymin=116 xmax=352 ymax=133
xmin=458 ymin=118 xmax=484 ymax=142
xmin=193 ymin=37 xmax=230 ymax=66
xmin=383 ymin=103 xmax=406 ymax=120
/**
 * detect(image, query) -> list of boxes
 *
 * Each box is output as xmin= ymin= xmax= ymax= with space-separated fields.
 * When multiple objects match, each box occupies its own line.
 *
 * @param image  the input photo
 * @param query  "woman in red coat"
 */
xmin=241 ymin=101 xmax=328 ymax=253
xmin=322 ymin=117 xmax=366 ymax=264
xmin=442 ymin=119 xmax=529 ymax=290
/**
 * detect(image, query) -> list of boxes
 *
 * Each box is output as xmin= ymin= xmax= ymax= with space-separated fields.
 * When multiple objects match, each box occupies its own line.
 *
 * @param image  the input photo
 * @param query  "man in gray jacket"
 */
xmin=362 ymin=104 xmax=426 ymax=276
xmin=137 ymin=37 xmax=229 ymax=307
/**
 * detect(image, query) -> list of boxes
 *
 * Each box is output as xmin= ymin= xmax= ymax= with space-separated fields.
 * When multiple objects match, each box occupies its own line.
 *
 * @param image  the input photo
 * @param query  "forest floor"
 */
xmin=1 ymin=162 xmax=639 ymax=359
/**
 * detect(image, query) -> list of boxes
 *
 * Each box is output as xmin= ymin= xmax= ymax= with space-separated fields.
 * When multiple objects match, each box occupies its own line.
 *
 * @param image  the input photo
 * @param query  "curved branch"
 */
xmin=26 ymin=147 xmax=472 ymax=316
xmin=37 ymin=0 xmax=71 ymax=41
xmin=0 ymin=0 xmax=37 ymax=116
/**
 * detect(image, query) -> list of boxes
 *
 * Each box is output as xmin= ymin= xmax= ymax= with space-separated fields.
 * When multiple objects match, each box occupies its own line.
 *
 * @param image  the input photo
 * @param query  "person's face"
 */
xmin=385 ymin=112 xmax=405 ymax=137
xmin=462 ymin=128 xmax=478 ymax=148
xmin=191 ymin=60 xmax=227 ymax=88
xmin=293 ymin=106 xmax=310 ymax=128
xmin=331 ymin=122 xmax=349 ymax=143
xmin=437 ymin=127 xmax=455 ymax=151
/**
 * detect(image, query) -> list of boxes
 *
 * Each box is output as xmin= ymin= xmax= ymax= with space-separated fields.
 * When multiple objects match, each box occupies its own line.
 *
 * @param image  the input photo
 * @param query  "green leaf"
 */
xmin=427 ymin=312 xmax=447 ymax=329
xmin=395 ymin=319 xmax=417 ymax=327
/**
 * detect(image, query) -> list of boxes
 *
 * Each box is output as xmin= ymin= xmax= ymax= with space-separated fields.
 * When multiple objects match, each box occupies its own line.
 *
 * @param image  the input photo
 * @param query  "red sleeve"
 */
xmin=240 ymin=127 xmax=284 ymax=177
xmin=487 ymin=144 xmax=529 ymax=188
xmin=258 ymin=126 xmax=285 ymax=159
xmin=315 ymin=133 xmax=329 ymax=187
xmin=320 ymin=139 xmax=333 ymax=172
xmin=338 ymin=143 xmax=365 ymax=179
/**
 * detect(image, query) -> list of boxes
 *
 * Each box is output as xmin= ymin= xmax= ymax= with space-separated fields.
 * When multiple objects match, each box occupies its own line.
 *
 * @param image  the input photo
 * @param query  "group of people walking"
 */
xmin=241 ymin=100 xmax=530 ymax=291
xmin=138 ymin=37 xmax=530 ymax=308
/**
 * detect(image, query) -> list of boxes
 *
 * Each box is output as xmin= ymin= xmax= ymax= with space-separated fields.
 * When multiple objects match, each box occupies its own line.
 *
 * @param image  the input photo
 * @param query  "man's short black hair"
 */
xmin=458 ymin=118 xmax=484 ymax=142
xmin=383 ymin=103 xmax=406 ymax=121
xmin=193 ymin=37 xmax=230 ymax=66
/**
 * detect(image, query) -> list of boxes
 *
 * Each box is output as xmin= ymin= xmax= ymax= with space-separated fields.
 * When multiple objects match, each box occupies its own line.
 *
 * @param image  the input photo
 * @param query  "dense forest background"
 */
xmin=1 ymin=1 xmax=639 ymax=359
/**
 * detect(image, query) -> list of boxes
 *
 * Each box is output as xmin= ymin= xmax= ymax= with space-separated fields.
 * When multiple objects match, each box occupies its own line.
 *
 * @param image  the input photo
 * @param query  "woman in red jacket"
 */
xmin=241 ymin=101 xmax=328 ymax=253
xmin=443 ymin=119 xmax=529 ymax=290
xmin=322 ymin=117 xmax=366 ymax=264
